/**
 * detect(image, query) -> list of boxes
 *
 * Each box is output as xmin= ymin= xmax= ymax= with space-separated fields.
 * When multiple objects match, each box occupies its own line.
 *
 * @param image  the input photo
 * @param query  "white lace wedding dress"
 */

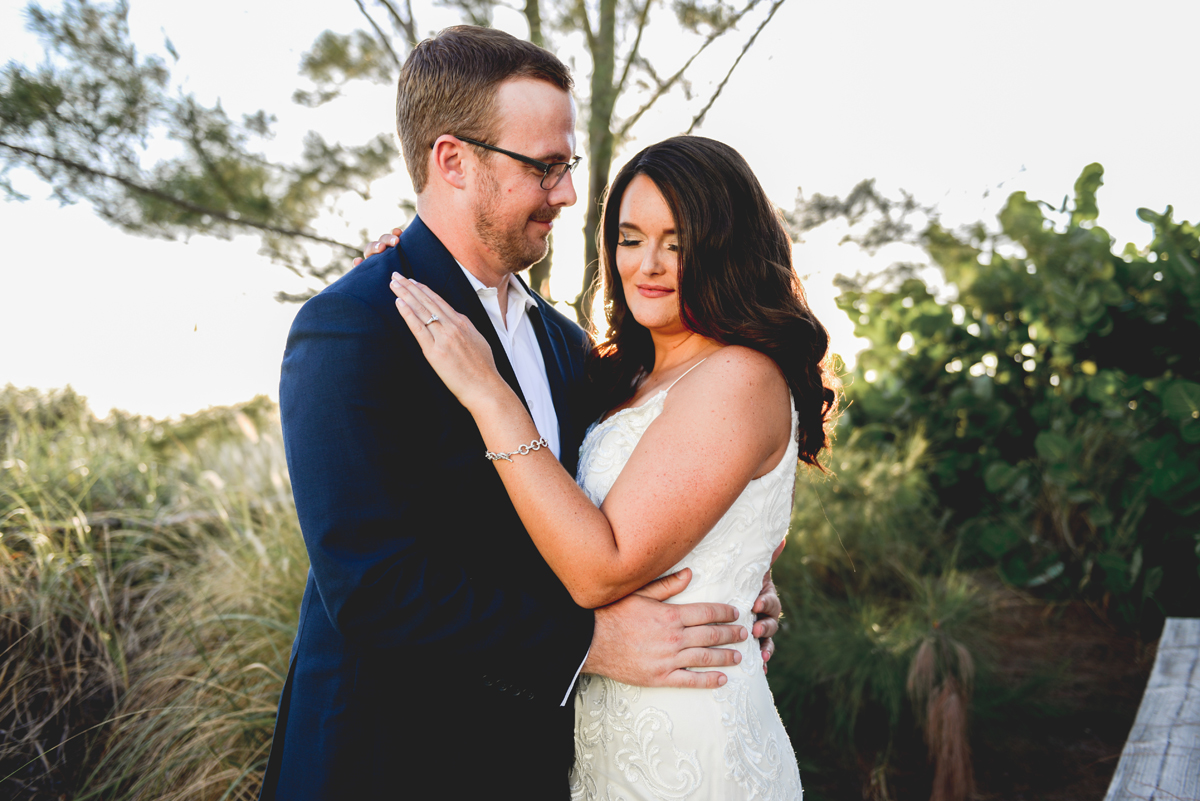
xmin=569 ymin=375 xmax=803 ymax=801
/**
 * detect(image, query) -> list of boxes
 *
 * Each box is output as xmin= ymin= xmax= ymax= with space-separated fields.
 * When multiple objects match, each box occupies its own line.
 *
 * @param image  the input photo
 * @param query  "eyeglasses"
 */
xmin=454 ymin=136 xmax=581 ymax=190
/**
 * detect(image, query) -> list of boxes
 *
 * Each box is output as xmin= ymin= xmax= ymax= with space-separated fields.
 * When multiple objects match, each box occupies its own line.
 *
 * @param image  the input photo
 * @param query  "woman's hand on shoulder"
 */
xmin=389 ymin=273 xmax=504 ymax=411
xmin=352 ymin=227 xmax=404 ymax=267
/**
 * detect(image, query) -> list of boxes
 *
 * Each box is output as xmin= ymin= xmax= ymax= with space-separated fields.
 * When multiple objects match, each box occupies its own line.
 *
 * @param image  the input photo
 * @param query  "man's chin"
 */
xmin=520 ymin=243 xmax=550 ymax=271
xmin=524 ymin=229 xmax=551 ymax=256
xmin=497 ymin=239 xmax=549 ymax=274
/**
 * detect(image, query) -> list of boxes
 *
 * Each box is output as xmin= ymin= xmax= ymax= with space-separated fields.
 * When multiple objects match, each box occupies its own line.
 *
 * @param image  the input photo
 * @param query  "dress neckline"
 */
xmin=596 ymin=357 xmax=710 ymax=426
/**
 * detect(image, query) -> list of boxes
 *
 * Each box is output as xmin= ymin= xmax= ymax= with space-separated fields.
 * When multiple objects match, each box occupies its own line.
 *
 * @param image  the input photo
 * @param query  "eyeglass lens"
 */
xmin=541 ymin=162 xmax=574 ymax=190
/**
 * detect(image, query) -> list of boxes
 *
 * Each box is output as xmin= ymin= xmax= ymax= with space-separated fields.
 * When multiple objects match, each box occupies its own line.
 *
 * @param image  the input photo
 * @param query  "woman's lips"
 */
xmin=637 ymin=285 xmax=674 ymax=298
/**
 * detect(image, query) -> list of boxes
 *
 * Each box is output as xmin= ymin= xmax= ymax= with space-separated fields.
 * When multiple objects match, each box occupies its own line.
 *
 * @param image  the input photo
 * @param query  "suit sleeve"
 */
xmin=279 ymin=288 xmax=594 ymax=701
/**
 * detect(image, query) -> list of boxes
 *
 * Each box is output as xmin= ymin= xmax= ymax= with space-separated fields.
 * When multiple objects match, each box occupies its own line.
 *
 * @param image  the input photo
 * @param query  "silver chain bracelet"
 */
xmin=485 ymin=437 xmax=548 ymax=463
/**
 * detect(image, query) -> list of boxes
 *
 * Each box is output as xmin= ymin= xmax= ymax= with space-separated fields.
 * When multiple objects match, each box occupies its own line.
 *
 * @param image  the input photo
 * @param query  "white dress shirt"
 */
xmin=458 ymin=266 xmax=587 ymax=704
xmin=459 ymin=266 xmax=560 ymax=459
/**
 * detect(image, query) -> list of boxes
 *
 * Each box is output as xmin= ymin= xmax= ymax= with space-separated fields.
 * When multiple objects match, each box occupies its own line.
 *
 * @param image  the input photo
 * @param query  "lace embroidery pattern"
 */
xmin=571 ymin=676 xmax=704 ymax=801
xmin=713 ymin=680 xmax=801 ymax=799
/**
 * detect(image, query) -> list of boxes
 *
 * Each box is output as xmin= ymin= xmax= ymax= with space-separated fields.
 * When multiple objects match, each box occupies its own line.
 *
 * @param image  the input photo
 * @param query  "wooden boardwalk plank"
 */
xmin=1104 ymin=618 xmax=1200 ymax=801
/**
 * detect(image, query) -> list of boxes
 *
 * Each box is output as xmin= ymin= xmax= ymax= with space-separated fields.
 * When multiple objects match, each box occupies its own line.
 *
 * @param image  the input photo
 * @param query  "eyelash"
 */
xmin=618 ymin=237 xmax=678 ymax=252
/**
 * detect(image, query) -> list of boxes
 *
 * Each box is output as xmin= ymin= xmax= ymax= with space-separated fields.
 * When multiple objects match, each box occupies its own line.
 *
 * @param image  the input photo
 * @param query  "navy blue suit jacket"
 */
xmin=260 ymin=218 xmax=596 ymax=799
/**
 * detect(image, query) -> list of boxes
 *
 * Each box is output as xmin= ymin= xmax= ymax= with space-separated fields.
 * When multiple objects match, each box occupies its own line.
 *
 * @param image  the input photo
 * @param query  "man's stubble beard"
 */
xmin=472 ymin=160 xmax=558 ymax=275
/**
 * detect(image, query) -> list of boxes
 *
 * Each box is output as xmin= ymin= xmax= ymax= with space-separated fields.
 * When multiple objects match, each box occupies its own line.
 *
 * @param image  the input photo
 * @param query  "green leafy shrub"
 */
xmin=832 ymin=165 xmax=1200 ymax=628
xmin=772 ymin=429 xmax=989 ymax=799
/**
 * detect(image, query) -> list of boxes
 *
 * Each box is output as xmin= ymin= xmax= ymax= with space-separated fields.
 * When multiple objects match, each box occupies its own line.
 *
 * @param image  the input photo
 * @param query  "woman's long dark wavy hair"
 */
xmin=587 ymin=135 xmax=838 ymax=467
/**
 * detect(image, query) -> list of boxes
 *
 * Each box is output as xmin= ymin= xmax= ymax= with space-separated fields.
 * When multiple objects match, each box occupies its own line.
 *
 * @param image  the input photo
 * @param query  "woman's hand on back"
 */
xmin=352 ymin=227 xmax=404 ymax=267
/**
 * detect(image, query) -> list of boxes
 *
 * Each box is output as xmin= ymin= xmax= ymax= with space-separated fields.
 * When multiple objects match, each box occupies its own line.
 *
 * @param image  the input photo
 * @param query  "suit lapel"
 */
xmin=521 ymin=280 xmax=579 ymax=474
xmin=395 ymin=217 xmax=530 ymax=411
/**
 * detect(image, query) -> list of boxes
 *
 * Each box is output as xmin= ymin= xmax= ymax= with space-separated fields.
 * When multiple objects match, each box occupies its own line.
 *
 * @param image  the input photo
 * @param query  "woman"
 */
xmin=387 ymin=136 xmax=835 ymax=799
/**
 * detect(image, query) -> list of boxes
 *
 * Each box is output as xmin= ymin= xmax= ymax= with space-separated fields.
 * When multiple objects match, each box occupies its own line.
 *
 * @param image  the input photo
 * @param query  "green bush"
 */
xmin=832 ymin=166 xmax=1200 ymax=628
xmin=772 ymin=428 xmax=989 ymax=799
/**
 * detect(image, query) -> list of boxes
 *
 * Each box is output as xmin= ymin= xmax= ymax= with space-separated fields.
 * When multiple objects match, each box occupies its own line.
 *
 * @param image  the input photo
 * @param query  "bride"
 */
xmin=387 ymin=135 xmax=835 ymax=800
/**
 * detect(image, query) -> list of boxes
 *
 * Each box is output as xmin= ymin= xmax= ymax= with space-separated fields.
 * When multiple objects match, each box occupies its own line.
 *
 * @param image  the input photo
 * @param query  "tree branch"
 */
xmin=686 ymin=0 xmax=786 ymax=134
xmin=615 ymin=0 xmax=761 ymax=140
xmin=353 ymin=0 xmax=402 ymax=70
xmin=576 ymin=0 xmax=597 ymax=53
xmin=177 ymin=105 xmax=242 ymax=207
xmin=614 ymin=0 xmax=653 ymax=97
xmin=376 ymin=0 xmax=417 ymax=47
xmin=0 ymin=140 xmax=359 ymax=253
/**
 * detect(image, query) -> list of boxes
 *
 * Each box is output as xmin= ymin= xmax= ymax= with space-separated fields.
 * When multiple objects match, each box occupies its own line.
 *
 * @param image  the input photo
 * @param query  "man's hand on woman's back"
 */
xmin=583 ymin=568 xmax=747 ymax=689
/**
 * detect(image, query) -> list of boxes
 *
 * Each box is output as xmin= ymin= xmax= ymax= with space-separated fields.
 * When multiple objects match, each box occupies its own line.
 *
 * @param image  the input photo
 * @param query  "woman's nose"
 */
xmin=640 ymin=248 xmax=665 ymax=276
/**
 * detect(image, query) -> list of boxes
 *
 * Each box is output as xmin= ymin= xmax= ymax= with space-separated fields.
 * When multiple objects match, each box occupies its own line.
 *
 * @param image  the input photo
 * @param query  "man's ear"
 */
xmin=430 ymin=135 xmax=469 ymax=190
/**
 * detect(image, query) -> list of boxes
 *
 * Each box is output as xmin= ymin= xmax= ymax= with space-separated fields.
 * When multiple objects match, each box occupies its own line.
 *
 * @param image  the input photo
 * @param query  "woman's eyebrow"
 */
xmin=617 ymin=223 xmax=678 ymax=237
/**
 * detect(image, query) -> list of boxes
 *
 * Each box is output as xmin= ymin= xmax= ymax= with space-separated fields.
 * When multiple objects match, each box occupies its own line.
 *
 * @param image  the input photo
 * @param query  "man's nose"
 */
xmin=548 ymin=169 xmax=577 ymax=208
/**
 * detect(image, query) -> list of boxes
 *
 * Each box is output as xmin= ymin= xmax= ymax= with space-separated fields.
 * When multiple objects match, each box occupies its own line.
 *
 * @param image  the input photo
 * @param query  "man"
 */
xmin=261 ymin=26 xmax=778 ymax=799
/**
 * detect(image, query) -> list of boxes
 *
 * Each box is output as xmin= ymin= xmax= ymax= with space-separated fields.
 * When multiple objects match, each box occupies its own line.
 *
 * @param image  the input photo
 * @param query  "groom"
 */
xmin=261 ymin=26 xmax=778 ymax=800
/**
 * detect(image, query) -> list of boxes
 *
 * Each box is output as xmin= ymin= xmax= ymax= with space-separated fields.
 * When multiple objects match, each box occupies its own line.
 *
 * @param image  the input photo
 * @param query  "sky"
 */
xmin=2 ymin=0 xmax=1198 ymax=418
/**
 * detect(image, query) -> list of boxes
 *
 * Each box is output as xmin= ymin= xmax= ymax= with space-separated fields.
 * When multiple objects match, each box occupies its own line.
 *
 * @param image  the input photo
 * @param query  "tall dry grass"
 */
xmin=0 ymin=387 xmax=304 ymax=800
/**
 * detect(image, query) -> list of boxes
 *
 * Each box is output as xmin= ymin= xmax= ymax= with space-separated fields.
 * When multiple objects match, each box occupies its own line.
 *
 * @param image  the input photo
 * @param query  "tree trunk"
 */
xmin=574 ymin=0 xmax=617 ymax=331
xmin=523 ymin=0 xmax=544 ymax=46
xmin=520 ymin=0 xmax=553 ymax=299
xmin=529 ymin=231 xmax=553 ymax=298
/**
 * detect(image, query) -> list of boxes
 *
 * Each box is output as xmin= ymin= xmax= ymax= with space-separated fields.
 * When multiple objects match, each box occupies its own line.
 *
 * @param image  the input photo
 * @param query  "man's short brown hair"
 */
xmin=396 ymin=26 xmax=573 ymax=193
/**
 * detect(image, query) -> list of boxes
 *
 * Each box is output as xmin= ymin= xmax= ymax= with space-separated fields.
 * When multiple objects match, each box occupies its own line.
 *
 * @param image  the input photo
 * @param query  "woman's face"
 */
xmin=615 ymin=174 xmax=685 ymax=335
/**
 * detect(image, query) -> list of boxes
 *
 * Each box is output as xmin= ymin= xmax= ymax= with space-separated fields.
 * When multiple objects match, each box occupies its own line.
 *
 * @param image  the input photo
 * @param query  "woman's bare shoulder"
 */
xmin=670 ymin=345 xmax=789 ymax=419
xmin=702 ymin=345 xmax=787 ymax=392
xmin=653 ymin=345 xmax=790 ymax=478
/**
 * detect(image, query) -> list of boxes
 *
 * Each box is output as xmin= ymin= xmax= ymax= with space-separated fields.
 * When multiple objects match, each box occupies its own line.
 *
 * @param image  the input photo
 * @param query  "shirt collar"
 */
xmin=457 ymin=263 xmax=538 ymax=312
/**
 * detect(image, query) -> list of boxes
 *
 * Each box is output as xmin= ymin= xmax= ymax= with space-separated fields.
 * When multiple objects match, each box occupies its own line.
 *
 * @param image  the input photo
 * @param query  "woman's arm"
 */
xmin=392 ymin=275 xmax=792 ymax=608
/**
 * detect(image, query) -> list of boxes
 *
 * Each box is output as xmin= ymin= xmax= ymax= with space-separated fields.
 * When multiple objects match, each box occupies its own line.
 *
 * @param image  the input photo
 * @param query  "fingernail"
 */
xmin=392 ymin=272 xmax=402 ymax=280
xmin=740 ymin=627 xmax=748 ymax=640
xmin=733 ymin=651 xmax=742 ymax=664
xmin=718 ymin=674 xmax=727 ymax=686
xmin=763 ymin=651 xmax=771 ymax=662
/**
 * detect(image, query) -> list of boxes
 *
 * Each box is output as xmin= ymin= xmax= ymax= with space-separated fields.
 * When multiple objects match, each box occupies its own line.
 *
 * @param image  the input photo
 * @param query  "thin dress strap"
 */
xmin=665 ymin=358 xmax=708 ymax=392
